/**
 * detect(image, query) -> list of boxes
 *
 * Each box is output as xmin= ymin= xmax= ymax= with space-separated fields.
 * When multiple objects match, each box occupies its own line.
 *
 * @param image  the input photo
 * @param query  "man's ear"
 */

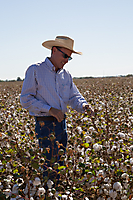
xmin=52 ymin=46 xmax=57 ymax=54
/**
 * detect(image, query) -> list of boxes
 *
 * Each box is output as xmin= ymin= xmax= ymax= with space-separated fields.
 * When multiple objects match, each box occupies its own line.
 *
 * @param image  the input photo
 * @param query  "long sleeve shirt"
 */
xmin=20 ymin=57 xmax=87 ymax=116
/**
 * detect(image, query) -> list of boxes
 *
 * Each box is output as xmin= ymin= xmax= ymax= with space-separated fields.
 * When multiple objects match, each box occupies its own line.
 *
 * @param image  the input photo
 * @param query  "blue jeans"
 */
xmin=35 ymin=117 xmax=67 ymax=183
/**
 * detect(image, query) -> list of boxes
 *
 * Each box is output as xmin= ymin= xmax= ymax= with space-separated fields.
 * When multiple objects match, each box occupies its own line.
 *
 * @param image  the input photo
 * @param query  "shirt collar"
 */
xmin=45 ymin=57 xmax=55 ymax=71
xmin=45 ymin=57 xmax=63 ymax=73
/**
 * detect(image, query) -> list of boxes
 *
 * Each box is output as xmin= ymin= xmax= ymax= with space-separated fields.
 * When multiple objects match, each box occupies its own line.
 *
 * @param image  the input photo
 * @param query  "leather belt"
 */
xmin=36 ymin=114 xmax=66 ymax=122
xmin=36 ymin=116 xmax=56 ymax=121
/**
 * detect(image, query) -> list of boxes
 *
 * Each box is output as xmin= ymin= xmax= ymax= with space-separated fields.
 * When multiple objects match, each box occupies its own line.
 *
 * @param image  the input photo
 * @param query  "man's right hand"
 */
xmin=49 ymin=107 xmax=64 ymax=122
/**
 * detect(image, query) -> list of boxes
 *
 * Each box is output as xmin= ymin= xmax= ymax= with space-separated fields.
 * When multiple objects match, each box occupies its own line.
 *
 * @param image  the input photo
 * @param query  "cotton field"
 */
xmin=0 ymin=77 xmax=133 ymax=200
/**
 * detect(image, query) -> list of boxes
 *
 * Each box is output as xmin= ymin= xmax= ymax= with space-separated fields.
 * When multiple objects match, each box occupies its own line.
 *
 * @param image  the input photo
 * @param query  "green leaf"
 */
xmin=75 ymin=187 xmax=84 ymax=192
xmin=58 ymin=166 xmax=66 ymax=170
xmin=79 ymin=162 xmax=85 ymax=168
xmin=82 ymin=143 xmax=89 ymax=148
xmin=91 ymin=179 xmax=96 ymax=183
xmin=13 ymin=169 xmax=18 ymax=174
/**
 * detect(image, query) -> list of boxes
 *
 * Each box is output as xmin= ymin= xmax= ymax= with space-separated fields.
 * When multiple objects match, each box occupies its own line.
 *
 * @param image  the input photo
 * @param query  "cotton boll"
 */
xmin=121 ymin=195 xmax=128 ymax=200
xmin=123 ymin=189 xmax=127 ymax=194
xmin=62 ymin=194 xmax=68 ymax=200
xmin=89 ymin=126 xmax=95 ymax=131
xmin=69 ymin=197 xmax=73 ymax=200
xmin=0 ymin=182 xmax=3 ymax=189
xmin=124 ymin=159 xmax=129 ymax=164
xmin=123 ymin=182 xmax=129 ymax=189
xmin=10 ymin=105 xmax=15 ymax=109
xmin=0 ymin=161 xmax=3 ymax=170
xmin=100 ymin=158 xmax=104 ymax=163
xmin=55 ymin=191 xmax=59 ymax=197
xmin=131 ymin=166 xmax=133 ymax=172
xmin=93 ymin=143 xmax=102 ymax=151
xmin=1 ymin=133 xmax=7 ymax=139
xmin=3 ymin=189 xmax=11 ymax=197
xmin=109 ymin=189 xmax=117 ymax=198
xmin=37 ymin=187 xmax=46 ymax=196
xmin=104 ymin=163 xmax=109 ymax=169
xmin=111 ymin=161 xmax=114 ymax=166
xmin=8 ymin=115 xmax=12 ymax=119
xmin=97 ymin=197 xmax=101 ymax=200
xmin=79 ymin=157 xmax=84 ymax=163
xmin=104 ymin=183 xmax=111 ymax=189
xmin=76 ymin=126 xmax=82 ymax=134
xmin=97 ymin=170 xmax=104 ymax=177
xmin=119 ymin=107 xmax=123 ymax=111
xmin=130 ymin=158 xmax=133 ymax=164
xmin=114 ymin=118 xmax=120 ymax=122
xmin=48 ymin=191 xmax=53 ymax=198
xmin=24 ymin=185 xmax=28 ymax=195
xmin=107 ymin=149 xmax=112 ymax=154
xmin=82 ymin=117 xmax=89 ymax=122
xmin=98 ymin=106 xmax=103 ymax=111
xmin=118 ymin=132 xmax=125 ymax=138
xmin=85 ymin=135 xmax=92 ymax=143
xmin=113 ymin=182 xmax=122 ymax=191
xmin=97 ymin=197 xmax=106 ymax=200
xmin=12 ymin=184 xmax=19 ymax=194
xmin=121 ymin=173 xmax=129 ymax=180
xmin=118 ymin=139 xmax=124 ymax=144
xmin=65 ymin=191 xmax=70 ymax=195
xmin=129 ymin=145 xmax=133 ymax=151
xmin=114 ymin=161 xmax=119 ymax=168
xmin=33 ymin=177 xmax=41 ymax=186
xmin=104 ymin=177 xmax=110 ymax=183
xmin=111 ymin=145 xmax=117 ymax=152
xmin=100 ymin=189 xmax=104 ymax=194
xmin=104 ymin=188 xmax=108 ymax=195
xmin=30 ymin=186 xmax=36 ymax=196
xmin=120 ymin=163 xmax=127 ymax=172
xmin=47 ymin=179 xmax=54 ymax=189
xmin=16 ymin=178 xmax=24 ymax=186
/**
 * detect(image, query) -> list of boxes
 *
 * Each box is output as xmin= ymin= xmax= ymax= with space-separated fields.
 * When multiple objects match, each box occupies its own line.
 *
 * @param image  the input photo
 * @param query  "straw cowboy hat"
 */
xmin=42 ymin=36 xmax=82 ymax=55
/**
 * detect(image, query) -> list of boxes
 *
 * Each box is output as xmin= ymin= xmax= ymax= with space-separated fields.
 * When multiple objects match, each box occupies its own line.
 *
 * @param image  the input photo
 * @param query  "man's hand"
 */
xmin=49 ymin=107 xmax=65 ymax=122
xmin=82 ymin=103 xmax=95 ymax=117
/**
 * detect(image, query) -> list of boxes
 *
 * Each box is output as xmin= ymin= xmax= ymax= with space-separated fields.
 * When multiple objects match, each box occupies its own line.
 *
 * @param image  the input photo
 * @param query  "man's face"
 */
xmin=52 ymin=47 xmax=72 ymax=71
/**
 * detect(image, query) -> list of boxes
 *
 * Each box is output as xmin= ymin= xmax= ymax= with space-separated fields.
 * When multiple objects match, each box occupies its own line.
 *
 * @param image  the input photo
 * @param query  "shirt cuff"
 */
xmin=41 ymin=105 xmax=52 ymax=113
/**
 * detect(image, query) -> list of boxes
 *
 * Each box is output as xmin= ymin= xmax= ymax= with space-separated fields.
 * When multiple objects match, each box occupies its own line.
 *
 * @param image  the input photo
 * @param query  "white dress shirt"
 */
xmin=20 ymin=57 xmax=87 ymax=116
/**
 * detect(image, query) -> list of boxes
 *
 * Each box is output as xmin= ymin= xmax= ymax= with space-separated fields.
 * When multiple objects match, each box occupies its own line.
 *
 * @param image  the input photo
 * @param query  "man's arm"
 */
xmin=68 ymin=79 xmax=88 ymax=113
xmin=20 ymin=65 xmax=51 ymax=115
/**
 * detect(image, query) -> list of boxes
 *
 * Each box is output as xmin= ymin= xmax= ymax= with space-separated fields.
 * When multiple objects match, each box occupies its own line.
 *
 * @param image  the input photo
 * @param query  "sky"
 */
xmin=0 ymin=0 xmax=133 ymax=80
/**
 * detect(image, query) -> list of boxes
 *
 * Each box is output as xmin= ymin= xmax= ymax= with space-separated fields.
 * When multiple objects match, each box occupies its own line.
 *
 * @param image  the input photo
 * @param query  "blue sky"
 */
xmin=0 ymin=0 xmax=133 ymax=80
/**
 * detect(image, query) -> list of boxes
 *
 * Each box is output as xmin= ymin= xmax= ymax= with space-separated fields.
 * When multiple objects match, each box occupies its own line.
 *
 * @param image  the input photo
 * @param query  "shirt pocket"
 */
xmin=60 ymin=83 xmax=70 ymax=101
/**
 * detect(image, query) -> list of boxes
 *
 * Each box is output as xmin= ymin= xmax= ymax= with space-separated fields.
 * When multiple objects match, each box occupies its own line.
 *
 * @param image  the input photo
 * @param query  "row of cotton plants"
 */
xmin=0 ymin=77 xmax=133 ymax=200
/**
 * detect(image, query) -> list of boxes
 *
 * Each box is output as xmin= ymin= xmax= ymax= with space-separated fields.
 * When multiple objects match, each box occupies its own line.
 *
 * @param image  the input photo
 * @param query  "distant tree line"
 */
xmin=73 ymin=74 xmax=133 ymax=79
xmin=0 ymin=74 xmax=132 ymax=82
xmin=0 ymin=77 xmax=24 ymax=82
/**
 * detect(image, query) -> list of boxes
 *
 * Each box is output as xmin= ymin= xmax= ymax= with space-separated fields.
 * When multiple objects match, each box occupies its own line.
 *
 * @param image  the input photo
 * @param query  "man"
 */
xmin=20 ymin=35 xmax=94 ymax=183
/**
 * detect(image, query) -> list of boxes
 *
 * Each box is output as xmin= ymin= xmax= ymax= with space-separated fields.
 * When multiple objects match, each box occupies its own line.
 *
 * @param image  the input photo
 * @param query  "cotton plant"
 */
xmin=0 ymin=78 xmax=133 ymax=199
xmin=36 ymin=187 xmax=46 ymax=199
xmin=47 ymin=179 xmax=54 ymax=189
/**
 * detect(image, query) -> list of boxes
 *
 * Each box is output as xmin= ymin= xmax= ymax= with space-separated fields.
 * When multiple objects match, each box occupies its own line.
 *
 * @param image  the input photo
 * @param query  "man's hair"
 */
xmin=51 ymin=46 xmax=54 ymax=53
xmin=51 ymin=46 xmax=61 ymax=55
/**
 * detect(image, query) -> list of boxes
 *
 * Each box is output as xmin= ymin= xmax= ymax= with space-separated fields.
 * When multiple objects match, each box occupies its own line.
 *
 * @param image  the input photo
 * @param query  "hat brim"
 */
xmin=42 ymin=40 xmax=82 ymax=55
